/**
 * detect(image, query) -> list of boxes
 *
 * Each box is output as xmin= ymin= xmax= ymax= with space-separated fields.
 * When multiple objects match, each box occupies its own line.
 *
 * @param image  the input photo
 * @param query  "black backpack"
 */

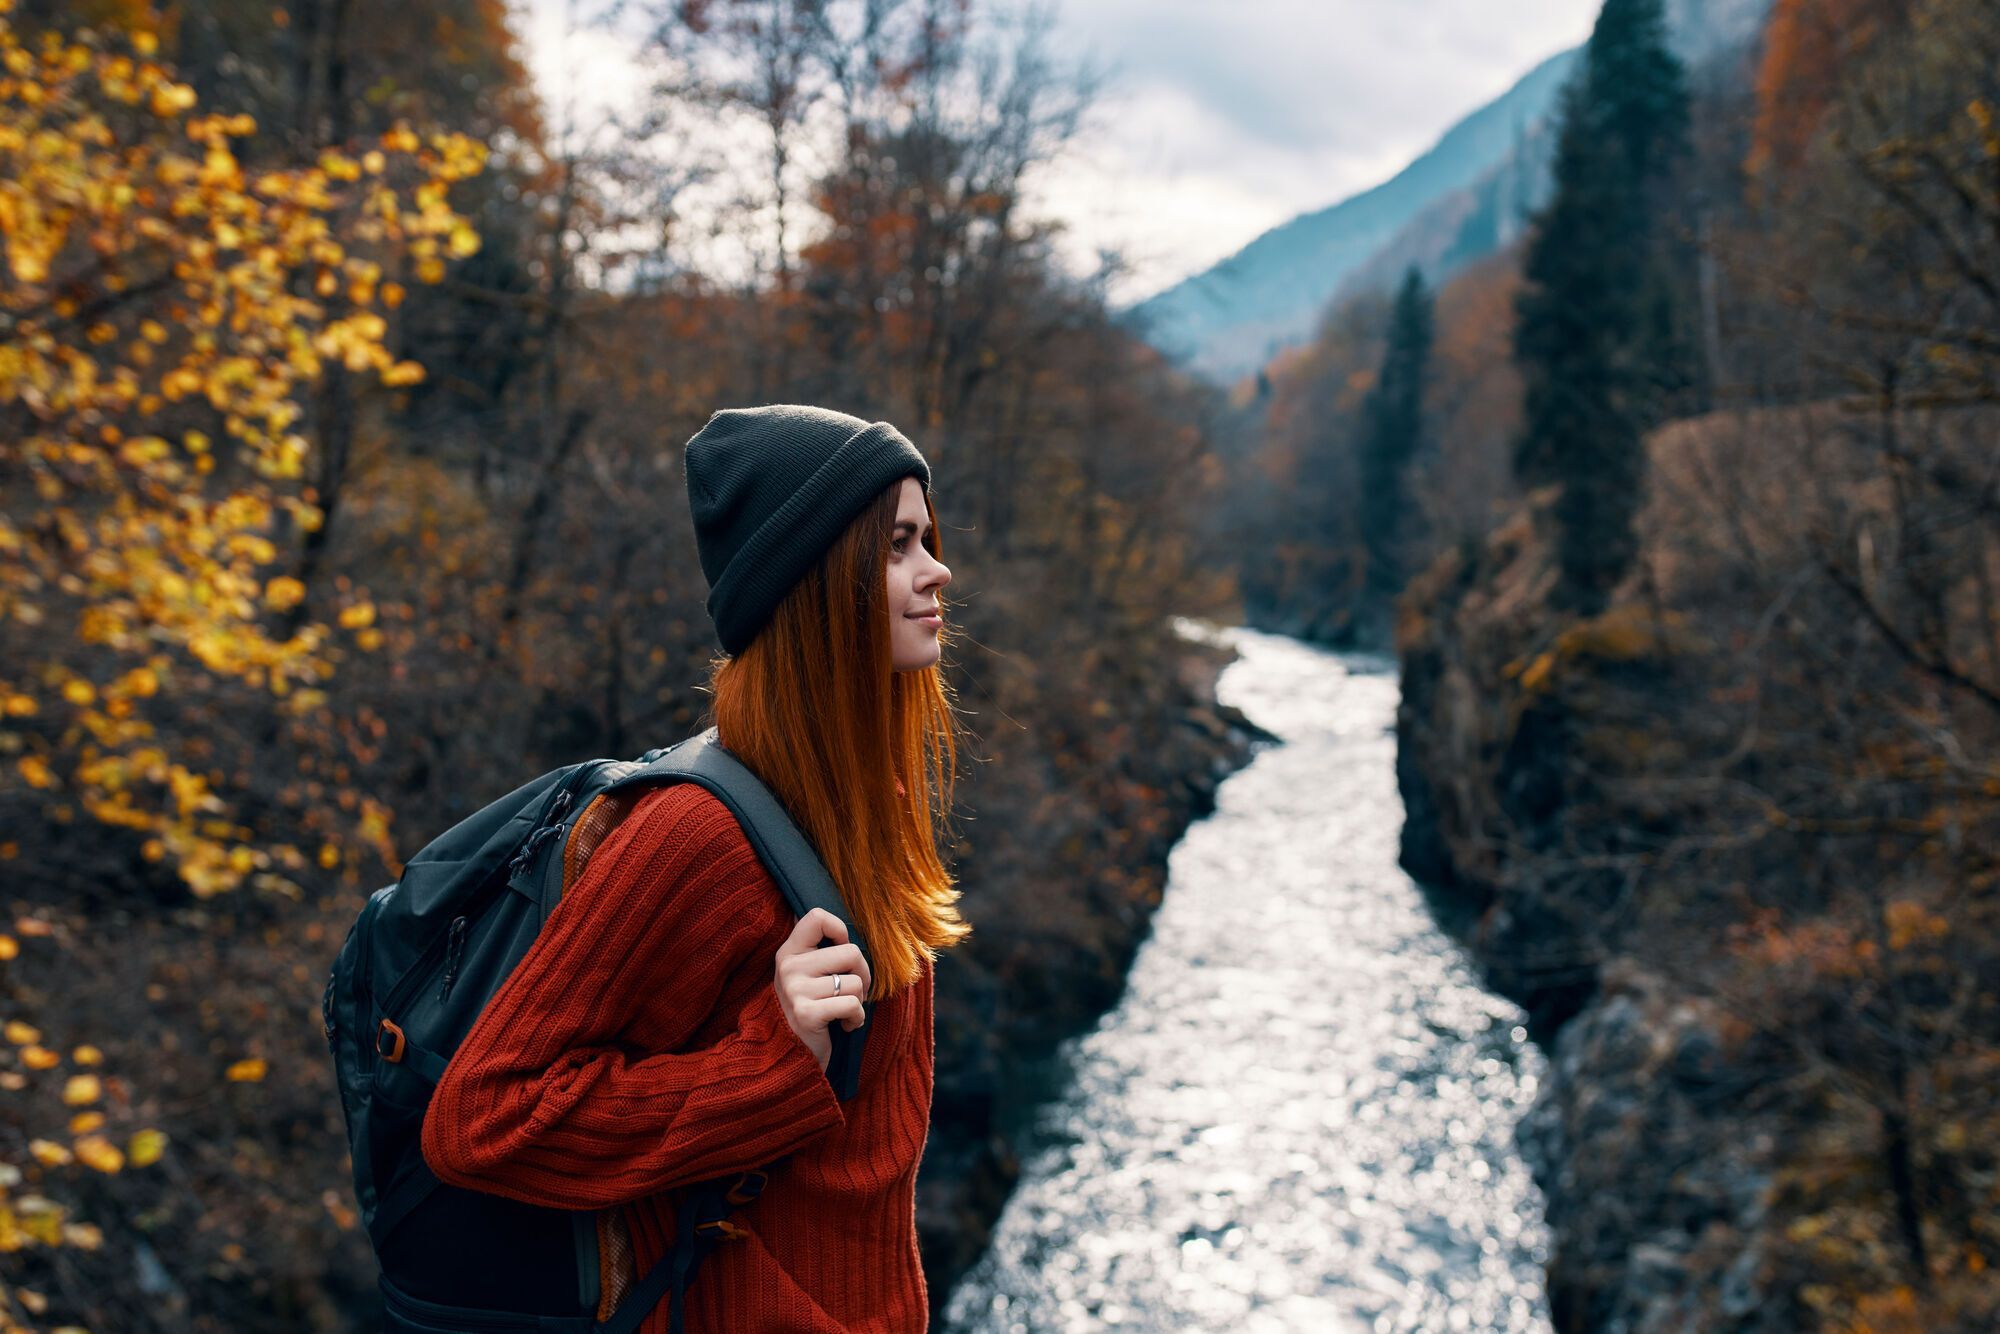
xmin=322 ymin=727 xmax=873 ymax=1334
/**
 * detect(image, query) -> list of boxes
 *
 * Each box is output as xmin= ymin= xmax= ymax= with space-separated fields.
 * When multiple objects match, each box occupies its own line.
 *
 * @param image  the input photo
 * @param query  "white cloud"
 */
xmin=513 ymin=0 xmax=1605 ymax=302
xmin=1040 ymin=0 xmax=1604 ymax=300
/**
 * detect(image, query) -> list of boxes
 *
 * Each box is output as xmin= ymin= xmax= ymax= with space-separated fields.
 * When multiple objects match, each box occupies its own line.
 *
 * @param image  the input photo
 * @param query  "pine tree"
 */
xmin=1358 ymin=266 xmax=1434 ymax=609
xmin=1511 ymin=0 xmax=1693 ymax=613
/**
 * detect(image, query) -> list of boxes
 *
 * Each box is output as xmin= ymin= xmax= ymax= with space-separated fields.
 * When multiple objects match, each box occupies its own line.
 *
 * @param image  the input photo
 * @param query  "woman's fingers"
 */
xmin=787 ymin=962 xmax=868 ymax=1018
xmin=777 ymin=910 xmax=872 ymax=994
xmin=773 ymin=910 xmax=871 ymax=1066
xmin=800 ymin=995 xmax=867 ymax=1033
xmin=779 ymin=907 xmax=846 ymax=955
xmin=792 ymin=942 xmax=870 ymax=993
xmin=815 ymin=972 xmax=866 ymax=1022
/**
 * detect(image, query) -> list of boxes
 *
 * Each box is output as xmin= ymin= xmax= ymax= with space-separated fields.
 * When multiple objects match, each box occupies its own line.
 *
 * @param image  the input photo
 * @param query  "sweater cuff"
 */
xmin=745 ymin=981 xmax=848 ymax=1129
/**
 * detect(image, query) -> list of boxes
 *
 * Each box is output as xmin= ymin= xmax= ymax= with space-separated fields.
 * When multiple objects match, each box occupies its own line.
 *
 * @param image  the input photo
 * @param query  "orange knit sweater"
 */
xmin=419 ymin=782 xmax=935 ymax=1332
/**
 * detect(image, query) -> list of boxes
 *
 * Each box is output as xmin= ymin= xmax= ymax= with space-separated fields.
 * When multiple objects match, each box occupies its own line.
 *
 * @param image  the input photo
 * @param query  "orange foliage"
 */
xmin=1748 ymin=0 xmax=1915 ymax=181
xmin=1729 ymin=909 xmax=1874 ymax=978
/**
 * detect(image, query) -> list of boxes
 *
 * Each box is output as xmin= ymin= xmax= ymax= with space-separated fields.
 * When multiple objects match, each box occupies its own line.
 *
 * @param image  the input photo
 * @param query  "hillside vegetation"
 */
xmin=1387 ymin=0 xmax=2000 ymax=1327
xmin=0 ymin=2 xmax=1260 ymax=1327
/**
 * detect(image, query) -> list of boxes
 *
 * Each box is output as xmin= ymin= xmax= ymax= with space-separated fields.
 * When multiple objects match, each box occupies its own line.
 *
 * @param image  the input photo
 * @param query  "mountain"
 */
xmin=1126 ymin=0 xmax=1773 ymax=384
xmin=1122 ymin=46 xmax=1578 ymax=384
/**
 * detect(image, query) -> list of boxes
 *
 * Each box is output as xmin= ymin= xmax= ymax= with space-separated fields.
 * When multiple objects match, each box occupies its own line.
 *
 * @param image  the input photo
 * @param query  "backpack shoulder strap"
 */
xmin=592 ymin=731 xmax=877 ymax=1332
xmin=618 ymin=727 xmax=872 ymax=1103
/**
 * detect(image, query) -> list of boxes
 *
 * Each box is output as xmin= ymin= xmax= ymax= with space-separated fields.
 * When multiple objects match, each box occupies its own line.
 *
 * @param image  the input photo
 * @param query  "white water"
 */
xmin=943 ymin=625 xmax=1552 ymax=1333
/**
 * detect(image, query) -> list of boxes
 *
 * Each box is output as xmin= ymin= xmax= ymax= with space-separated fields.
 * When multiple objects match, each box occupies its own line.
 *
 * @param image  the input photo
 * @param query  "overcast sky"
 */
xmin=517 ymin=0 xmax=1604 ymax=304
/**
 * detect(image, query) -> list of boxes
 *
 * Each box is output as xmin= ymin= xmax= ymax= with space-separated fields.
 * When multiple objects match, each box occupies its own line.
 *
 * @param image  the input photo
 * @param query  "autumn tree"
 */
xmin=1209 ymin=293 xmax=1389 ymax=644
xmin=1745 ymin=0 xmax=1915 ymax=183
xmin=0 ymin=10 xmax=487 ymax=895
xmin=1739 ymin=5 xmax=2000 ymax=1304
xmin=641 ymin=0 xmax=843 ymax=292
xmin=0 ymin=5 xmax=490 ymax=1310
xmin=1409 ymin=254 xmax=1525 ymax=551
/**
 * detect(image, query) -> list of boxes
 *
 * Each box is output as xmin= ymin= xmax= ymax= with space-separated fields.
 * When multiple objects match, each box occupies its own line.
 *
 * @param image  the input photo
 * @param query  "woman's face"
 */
xmin=887 ymin=476 xmax=951 ymax=672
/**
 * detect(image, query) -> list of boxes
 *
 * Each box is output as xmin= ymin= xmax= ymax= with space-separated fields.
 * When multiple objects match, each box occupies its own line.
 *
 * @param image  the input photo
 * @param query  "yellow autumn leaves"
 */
xmin=0 ymin=10 xmax=486 ymax=900
xmin=0 ymin=7 xmax=481 ymax=1285
xmin=263 ymin=575 xmax=307 ymax=611
xmin=127 ymin=1128 xmax=167 ymax=1168
xmin=25 ymin=1137 xmax=123 ymax=1174
xmin=1 ymin=1006 xmax=169 ymax=1258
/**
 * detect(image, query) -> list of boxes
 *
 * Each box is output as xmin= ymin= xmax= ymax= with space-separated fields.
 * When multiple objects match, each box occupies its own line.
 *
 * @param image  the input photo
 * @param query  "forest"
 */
xmin=0 ymin=0 xmax=1263 ymax=1327
xmin=1226 ymin=0 xmax=1998 ymax=1327
xmin=7 ymin=0 xmax=1998 ymax=1328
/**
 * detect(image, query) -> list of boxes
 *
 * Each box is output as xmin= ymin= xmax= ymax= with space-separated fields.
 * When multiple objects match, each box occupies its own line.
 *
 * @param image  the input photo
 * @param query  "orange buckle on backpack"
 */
xmin=376 ymin=1018 xmax=406 ymax=1064
xmin=695 ymin=1219 xmax=751 ymax=1243
xmin=725 ymin=1171 xmax=768 ymax=1205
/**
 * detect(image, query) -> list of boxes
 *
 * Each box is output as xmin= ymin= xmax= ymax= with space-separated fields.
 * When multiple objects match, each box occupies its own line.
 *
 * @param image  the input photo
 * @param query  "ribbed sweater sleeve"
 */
xmin=418 ymin=782 xmax=847 ymax=1211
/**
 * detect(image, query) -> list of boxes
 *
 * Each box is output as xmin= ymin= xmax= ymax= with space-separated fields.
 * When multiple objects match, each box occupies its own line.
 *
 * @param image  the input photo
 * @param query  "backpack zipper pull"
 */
xmin=438 ymin=915 xmax=469 ymax=1001
xmin=507 ymin=786 xmax=577 ymax=880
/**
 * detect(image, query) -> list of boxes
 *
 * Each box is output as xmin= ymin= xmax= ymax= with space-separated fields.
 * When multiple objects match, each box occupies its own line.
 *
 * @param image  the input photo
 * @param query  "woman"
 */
xmin=420 ymin=404 xmax=970 ymax=1332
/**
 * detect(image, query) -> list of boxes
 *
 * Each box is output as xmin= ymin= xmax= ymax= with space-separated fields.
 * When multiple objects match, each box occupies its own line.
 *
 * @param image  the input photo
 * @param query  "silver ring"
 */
xmin=831 ymin=974 xmax=843 ymax=996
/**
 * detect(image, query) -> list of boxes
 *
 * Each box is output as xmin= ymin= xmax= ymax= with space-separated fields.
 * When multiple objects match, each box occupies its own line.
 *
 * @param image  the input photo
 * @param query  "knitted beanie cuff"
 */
xmin=705 ymin=420 xmax=930 ymax=654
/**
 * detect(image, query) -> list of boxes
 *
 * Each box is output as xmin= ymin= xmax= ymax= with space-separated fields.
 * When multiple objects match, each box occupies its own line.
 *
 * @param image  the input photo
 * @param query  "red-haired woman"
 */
xmin=420 ymin=405 xmax=968 ymax=1332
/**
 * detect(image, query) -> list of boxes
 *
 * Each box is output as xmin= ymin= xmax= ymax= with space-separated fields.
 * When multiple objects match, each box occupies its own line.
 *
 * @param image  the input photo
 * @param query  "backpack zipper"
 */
xmin=436 ymin=915 xmax=469 ymax=1002
xmin=322 ymin=969 xmax=340 ymax=1054
xmin=376 ymin=770 xmax=593 ymax=1024
xmin=506 ymin=786 xmax=575 ymax=881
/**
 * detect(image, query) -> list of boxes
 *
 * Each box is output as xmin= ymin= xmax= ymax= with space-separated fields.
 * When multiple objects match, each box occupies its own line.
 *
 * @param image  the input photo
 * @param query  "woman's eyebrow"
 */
xmin=894 ymin=518 xmax=930 ymax=538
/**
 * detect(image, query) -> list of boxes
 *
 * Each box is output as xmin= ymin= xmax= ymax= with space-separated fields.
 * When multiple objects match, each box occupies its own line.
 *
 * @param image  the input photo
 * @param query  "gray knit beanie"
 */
xmin=683 ymin=404 xmax=932 ymax=654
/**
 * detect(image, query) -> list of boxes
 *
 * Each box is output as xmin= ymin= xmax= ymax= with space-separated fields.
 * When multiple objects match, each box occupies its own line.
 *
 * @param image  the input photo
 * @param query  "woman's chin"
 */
xmin=891 ymin=641 xmax=942 ymax=673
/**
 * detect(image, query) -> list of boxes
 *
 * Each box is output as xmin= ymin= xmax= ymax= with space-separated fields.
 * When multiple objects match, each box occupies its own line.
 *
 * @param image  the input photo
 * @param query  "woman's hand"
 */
xmin=774 ymin=908 xmax=871 ymax=1073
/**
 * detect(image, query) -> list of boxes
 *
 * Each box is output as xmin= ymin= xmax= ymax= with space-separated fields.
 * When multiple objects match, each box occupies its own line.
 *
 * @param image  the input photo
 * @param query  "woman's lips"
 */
xmin=907 ymin=613 xmax=943 ymax=629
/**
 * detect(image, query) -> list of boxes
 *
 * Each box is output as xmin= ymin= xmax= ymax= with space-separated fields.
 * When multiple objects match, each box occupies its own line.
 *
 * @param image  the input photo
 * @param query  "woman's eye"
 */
xmin=892 ymin=537 xmax=908 ymax=553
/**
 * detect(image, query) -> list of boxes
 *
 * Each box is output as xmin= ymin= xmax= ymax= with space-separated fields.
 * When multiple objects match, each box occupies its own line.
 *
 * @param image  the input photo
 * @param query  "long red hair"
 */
xmin=703 ymin=480 xmax=970 ymax=1000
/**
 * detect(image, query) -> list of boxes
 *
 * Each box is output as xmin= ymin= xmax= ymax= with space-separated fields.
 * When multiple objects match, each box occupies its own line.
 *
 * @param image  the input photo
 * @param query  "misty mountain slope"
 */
xmin=1127 ymin=0 xmax=1773 ymax=384
xmin=1122 ymin=46 xmax=1579 ymax=384
xmin=1332 ymin=0 xmax=1772 ymax=316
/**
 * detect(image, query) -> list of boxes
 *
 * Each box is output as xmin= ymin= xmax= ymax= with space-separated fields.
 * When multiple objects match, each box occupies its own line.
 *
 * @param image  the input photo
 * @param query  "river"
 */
xmin=942 ymin=624 xmax=1552 ymax=1333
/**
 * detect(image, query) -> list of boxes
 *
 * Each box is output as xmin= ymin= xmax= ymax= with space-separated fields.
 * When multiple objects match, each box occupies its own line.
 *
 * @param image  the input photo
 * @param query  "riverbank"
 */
xmin=1392 ymin=508 xmax=1786 ymax=1330
xmin=1392 ymin=435 xmax=2000 ymax=1330
xmin=919 ymin=621 xmax=1276 ymax=1314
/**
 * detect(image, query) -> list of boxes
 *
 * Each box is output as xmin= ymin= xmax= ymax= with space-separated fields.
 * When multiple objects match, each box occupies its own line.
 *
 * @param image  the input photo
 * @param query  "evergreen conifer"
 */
xmin=1511 ymin=0 xmax=1694 ymax=613
xmin=1358 ymin=266 xmax=1435 ymax=610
